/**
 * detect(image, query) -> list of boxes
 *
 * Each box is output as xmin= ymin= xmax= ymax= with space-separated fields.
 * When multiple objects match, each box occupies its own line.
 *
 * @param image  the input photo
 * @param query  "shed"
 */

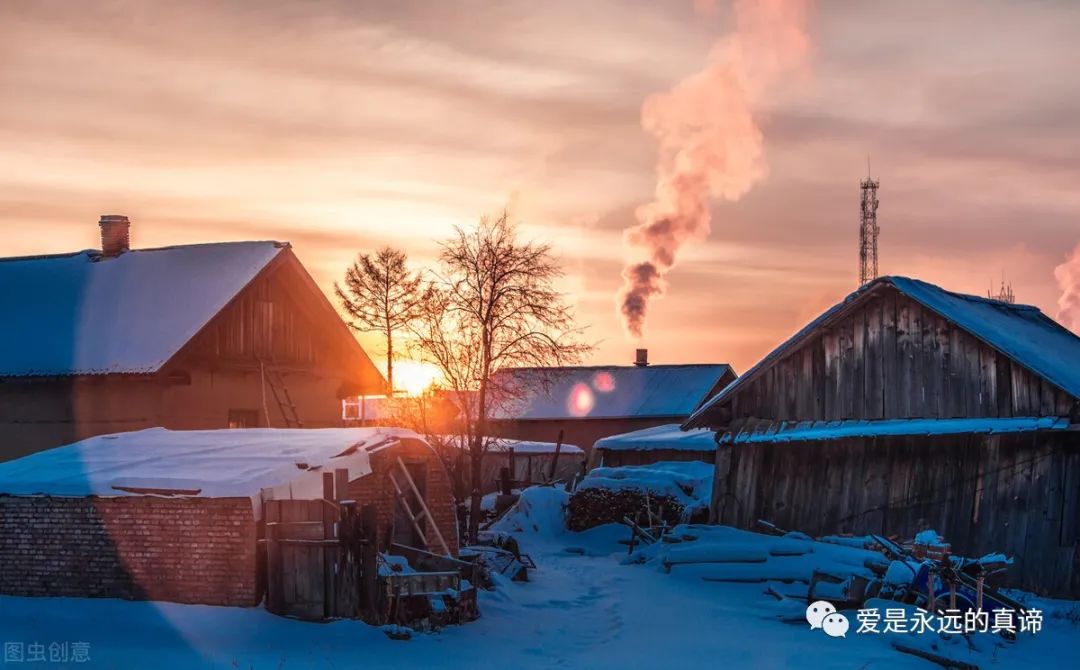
xmin=0 ymin=427 xmax=458 ymax=607
xmin=591 ymin=424 xmax=716 ymax=468
xmin=684 ymin=276 xmax=1080 ymax=597
xmin=0 ymin=214 xmax=385 ymax=462
xmin=487 ymin=352 xmax=735 ymax=456
xmin=440 ymin=436 xmax=586 ymax=493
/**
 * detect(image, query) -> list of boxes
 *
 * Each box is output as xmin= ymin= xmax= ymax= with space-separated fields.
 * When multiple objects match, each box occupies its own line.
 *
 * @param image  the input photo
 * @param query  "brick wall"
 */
xmin=348 ymin=438 xmax=460 ymax=556
xmin=0 ymin=495 xmax=259 ymax=606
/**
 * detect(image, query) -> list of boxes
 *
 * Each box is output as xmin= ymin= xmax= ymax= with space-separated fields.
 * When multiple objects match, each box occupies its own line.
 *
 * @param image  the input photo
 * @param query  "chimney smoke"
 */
xmin=617 ymin=0 xmax=811 ymax=338
xmin=1054 ymin=243 xmax=1080 ymax=334
xmin=99 ymin=214 xmax=130 ymax=258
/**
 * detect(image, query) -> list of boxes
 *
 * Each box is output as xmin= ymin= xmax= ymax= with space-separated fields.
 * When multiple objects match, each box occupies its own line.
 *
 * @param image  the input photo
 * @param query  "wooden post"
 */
xmin=334 ymin=469 xmax=349 ymax=502
xmin=265 ymin=501 xmax=281 ymax=613
xmin=361 ymin=504 xmax=379 ymax=622
xmin=507 ymin=447 xmax=516 ymax=486
xmin=548 ymin=429 xmax=564 ymax=481
xmin=499 ymin=466 xmax=512 ymax=495
xmin=322 ymin=472 xmax=335 ymax=619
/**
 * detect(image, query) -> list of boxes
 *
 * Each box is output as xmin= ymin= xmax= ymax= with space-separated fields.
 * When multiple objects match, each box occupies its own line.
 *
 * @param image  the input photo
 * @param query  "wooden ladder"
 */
xmin=388 ymin=457 xmax=450 ymax=555
xmin=260 ymin=356 xmax=303 ymax=428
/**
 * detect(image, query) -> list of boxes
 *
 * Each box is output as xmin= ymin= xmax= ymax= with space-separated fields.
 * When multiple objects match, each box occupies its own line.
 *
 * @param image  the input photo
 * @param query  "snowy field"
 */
xmin=2 ymin=487 xmax=1079 ymax=669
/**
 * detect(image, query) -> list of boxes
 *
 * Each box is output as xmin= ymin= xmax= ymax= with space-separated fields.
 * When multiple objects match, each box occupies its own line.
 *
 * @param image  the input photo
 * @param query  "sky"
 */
xmin=2 ymin=0 xmax=1079 ymax=376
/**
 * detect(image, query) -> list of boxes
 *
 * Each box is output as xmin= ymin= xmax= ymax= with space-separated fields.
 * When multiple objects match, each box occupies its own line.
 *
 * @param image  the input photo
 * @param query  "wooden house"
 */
xmin=0 ymin=215 xmax=385 ymax=461
xmin=487 ymin=351 xmax=736 ymax=457
xmin=0 ymin=427 xmax=459 ymax=615
xmin=684 ymin=276 xmax=1080 ymax=597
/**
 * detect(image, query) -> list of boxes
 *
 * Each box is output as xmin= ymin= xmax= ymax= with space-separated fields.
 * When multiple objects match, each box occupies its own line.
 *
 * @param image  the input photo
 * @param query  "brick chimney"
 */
xmin=634 ymin=348 xmax=648 ymax=367
xmin=99 ymin=214 xmax=130 ymax=257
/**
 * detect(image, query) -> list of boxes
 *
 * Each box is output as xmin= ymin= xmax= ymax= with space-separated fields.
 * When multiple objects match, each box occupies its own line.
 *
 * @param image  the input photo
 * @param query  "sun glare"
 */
xmin=392 ymin=360 xmax=442 ymax=397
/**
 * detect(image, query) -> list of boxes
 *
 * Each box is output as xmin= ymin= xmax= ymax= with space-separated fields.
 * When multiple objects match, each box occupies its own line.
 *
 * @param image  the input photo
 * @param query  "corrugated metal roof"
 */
xmin=490 ymin=364 xmax=733 ymax=421
xmin=685 ymin=276 xmax=1080 ymax=428
xmin=719 ymin=416 xmax=1070 ymax=444
xmin=0 ymin=241 xmax=284 ymax=376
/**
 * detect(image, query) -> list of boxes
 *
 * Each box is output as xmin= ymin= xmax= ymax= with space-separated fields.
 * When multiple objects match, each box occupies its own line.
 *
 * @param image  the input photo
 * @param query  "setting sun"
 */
xmin=391 ymin=360 xmax=443 ymax=397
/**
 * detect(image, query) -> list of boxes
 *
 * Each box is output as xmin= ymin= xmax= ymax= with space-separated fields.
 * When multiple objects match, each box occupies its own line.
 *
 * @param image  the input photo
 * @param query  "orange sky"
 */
xmin=2 ymin=0 xmax=1079 ymax=375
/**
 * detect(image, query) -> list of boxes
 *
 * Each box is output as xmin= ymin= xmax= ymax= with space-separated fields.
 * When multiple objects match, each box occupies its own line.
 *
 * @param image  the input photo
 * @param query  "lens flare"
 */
xmin=567 ymin=382 xmax=595 ymax=417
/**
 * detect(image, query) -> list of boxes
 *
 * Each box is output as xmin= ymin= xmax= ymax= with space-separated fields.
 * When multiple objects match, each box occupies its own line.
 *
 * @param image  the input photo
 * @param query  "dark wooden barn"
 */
xmin=0 ymin=214 xmax=385 ymax=461
xmin=487 ymin=351 xmax=735 ymax=457
xmin=684 ymin=276 xmax=1080 ymax=597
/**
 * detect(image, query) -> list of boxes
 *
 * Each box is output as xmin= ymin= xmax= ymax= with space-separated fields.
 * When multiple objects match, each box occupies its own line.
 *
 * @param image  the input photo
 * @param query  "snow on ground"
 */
xmin=2 ymin=485 xmax=1079 ymax=668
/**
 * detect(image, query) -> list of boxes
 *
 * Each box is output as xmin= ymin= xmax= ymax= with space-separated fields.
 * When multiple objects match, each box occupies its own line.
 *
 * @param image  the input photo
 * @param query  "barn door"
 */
xmin=264 ymin=471 xmax=374 ymax=620
xmin=264 ymin=498 xmax=336 ymax=620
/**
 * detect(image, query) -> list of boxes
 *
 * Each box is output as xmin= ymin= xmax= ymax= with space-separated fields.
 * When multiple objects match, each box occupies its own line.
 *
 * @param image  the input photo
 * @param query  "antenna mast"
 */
xmin=859 ymin=159 xmax=880 ymax=285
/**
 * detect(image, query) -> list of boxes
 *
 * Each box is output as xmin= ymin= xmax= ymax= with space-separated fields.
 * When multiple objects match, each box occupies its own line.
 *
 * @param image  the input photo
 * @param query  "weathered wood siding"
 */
xmin=725 ymin=288 xmax=1077 ymax=422
xmin=713 ymin=430 xmax=1080 ymax=597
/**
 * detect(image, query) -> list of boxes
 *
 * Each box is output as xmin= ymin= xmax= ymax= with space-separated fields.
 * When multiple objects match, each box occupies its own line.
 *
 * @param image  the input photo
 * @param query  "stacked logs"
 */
xmin=566 ymin=487 xmax=685 ymax=531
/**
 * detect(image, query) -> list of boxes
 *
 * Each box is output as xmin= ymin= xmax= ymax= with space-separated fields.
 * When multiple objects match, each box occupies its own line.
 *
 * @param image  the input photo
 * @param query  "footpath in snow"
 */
xmin=2 ymin=486 xmax=1079 ymax=669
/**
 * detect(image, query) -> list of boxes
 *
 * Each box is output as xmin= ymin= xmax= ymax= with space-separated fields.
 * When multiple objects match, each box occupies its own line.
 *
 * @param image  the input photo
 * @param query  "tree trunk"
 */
xmin=385 ymin=328 xmax=394 ymax=396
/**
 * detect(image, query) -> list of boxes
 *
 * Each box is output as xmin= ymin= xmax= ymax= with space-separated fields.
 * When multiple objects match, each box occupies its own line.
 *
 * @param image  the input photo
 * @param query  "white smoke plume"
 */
xmin=618 ymin=0 xmax=811 ymax=338
xmin=1054 ymin=243 xmax=1080 ymax=334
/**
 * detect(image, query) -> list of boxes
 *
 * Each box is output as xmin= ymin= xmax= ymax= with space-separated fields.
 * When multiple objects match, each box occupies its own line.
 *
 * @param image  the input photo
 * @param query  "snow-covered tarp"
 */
xmin=0 ymin=241 xmax=283 ymax=376
xmin=720 ymin=416 xmax=1069 ymax=444
xmin=594 ymin=423 xmax=716 ymax=452
xmin=489 ymin=364 xmax=733 ymax=420
xmin=577 ymin=461 xmax=714 ymax=514
xmin=0 ymin=427 xmax=419 ymax=503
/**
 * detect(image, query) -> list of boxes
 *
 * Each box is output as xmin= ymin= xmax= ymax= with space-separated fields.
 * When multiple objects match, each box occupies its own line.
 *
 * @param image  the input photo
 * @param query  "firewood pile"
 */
xmin=567 ymin=487 xmax=685 ymax=531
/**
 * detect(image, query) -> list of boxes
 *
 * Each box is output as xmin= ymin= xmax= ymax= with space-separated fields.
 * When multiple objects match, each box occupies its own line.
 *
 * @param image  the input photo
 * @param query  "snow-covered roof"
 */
xmin=594 ymin=424 xmax=717 ymax=452
xmin=718 ymin=416 xmax=1069 ymax=444
xmin=686 ymin=276 xmax=1080 ymax=428
xmin=0 ymin=427 xmax=421 ymax=499
xmin=440 ymin=435 xmax=584 ymax=455
xmin=490 ymin=364 xmax=734 ymax=421
xmin=0 ymin=242 xmax=285 ymax=376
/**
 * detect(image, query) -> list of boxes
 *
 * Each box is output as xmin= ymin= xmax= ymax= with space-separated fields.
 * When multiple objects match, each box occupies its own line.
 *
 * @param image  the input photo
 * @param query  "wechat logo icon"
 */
xmin=806 ymin=601 xmax=849 ymax=638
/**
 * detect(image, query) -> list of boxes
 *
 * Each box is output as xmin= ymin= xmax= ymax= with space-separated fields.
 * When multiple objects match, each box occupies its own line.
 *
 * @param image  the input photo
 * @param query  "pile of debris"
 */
xmin=566 ymin=462 xmax=713 ymax=531
xmin=377 ymin=547 xmax=479 ymax=632
xmin=632 ymin=522 xmax=1031 ymax=669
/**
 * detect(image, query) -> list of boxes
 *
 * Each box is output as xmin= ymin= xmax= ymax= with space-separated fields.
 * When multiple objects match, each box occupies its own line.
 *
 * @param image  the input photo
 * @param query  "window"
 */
xmin=342 ymin=397 xmax=361 ymax=421
xmin=227 ymin=409 xmax=260 ymax=429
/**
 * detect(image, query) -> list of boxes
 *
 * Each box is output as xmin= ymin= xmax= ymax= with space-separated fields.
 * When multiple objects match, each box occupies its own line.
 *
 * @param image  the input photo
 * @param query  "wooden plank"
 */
xmin=963 ymin=332 xmax=981 ymax=416
xmin=852 ymin=308 xmax=866 ymax=420
xmin=865 ymin=299 xmax=884 ymax=420
xmin=812 ymin=336 xmax=827 ymax=419
xmin=881 ymin=291 xmax=898 ymax=418
xmin=824 ymin=329 xmax=839 ymax=420
xmin=996 ymin=356 xmax=1013 ymax=417
xmin=896 ymin=297 xmax=913 ymax=418
xmin=981 ymin=346 xmax=997 ymax=417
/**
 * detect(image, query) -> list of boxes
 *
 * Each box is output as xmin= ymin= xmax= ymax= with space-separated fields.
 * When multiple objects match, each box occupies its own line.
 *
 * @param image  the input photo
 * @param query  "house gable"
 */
xmin=167 ymin=249 xmax=385 ymax=395
xmin=687 ymin=280 xmax=1079 ymax=428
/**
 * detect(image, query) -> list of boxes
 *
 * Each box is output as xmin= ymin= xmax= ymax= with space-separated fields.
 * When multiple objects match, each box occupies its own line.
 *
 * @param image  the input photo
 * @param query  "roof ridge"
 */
xmin=501 ymin=363 xmax=732 ymax=372
xmin=0 ymin=240 xmax=288 ymax=264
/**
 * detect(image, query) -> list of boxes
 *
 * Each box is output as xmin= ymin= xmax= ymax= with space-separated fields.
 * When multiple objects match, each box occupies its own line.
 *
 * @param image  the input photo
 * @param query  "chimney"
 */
xmin=99 ymin=214 xmax=130 ymax=257
xmin=634 ymin=348 xmax=649 ymax=367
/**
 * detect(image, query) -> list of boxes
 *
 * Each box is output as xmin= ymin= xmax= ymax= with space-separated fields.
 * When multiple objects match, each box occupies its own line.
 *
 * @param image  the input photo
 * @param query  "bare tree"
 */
xmin=410 ymin=210 xmax=591 ymax=543
xmin=335 ymin=247 xmax=428 ymax=395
